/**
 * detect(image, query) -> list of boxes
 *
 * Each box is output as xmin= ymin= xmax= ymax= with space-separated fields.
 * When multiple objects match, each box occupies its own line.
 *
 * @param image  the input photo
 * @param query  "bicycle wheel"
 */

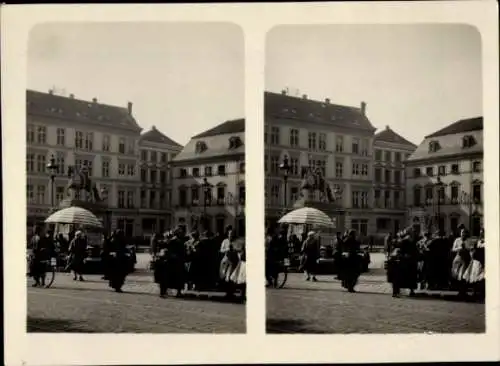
xmin=276 ymin=267 xmax=288 ymax=289
xmin=45 ymin=264 xmax=56 ymax=288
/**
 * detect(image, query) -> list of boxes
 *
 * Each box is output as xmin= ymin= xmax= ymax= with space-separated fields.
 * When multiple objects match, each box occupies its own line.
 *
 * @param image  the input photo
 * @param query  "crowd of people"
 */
xmin=150 ymin=225 xmax=246 ymax=299
xmin=386 ymin=224 xmax=485 ymax=300
xmin=265 ymin=227 xmax=366 ymax=293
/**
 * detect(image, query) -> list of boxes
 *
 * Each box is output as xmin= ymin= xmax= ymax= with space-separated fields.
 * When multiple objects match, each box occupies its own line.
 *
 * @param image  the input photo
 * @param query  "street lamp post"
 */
xmin=279 ymin=155 xmax=291 ymax=211
xmin=46 ymin=154 xmax=58 ymax=211
xmin=202 ymin=177 xmax=210 ymax=231
xmin=435 ymin=176 xmax=444 ymax=235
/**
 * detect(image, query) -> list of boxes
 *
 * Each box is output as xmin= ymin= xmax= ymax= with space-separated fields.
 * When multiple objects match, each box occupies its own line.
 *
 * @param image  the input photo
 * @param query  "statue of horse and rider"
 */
xmin=299 ymin=166 xmax=339 ymax=203
xmin=66 ymin=165 xmax=104 ymax=203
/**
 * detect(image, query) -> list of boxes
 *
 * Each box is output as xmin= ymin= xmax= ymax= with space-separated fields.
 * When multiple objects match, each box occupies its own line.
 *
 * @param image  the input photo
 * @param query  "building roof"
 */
xmin=26 ymin=89 xmax=142 ymax=132
xmin=407 ymin=116 xmax=483 ymax=162
xmin=139 ymin=125 xmax=182 ymax=148
xmin=374 ymin=126 xmax=417 ymax=147
xmin=425 ymin=117 xmax=483 ymax=138
xmin=264 ymin=91 xmax=376 ymax=132
xmin=192 ymin=118 xmax=245 ymax=138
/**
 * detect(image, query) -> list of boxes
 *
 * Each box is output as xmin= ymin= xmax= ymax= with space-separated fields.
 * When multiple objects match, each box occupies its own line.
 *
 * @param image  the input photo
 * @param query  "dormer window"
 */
xmin=429 ymin=140 xmax=440 ymax=153
xmin=462 ymin=135 xmax=476 ymax=148
xmin=195 ymin=141 xmax=207 ymax=154
xmin=229 ymin=136 xmax=242 ymax=149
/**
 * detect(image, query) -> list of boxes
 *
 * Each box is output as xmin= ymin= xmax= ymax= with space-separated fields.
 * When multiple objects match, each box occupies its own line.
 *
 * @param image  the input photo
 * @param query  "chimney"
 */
xmin=386 ymin=125 xmax=390 ymax=131
xmin=302 ymin=94 xmax=308 ymax=100
xmin=92 ymin=98 xmax=98 ymax=103
xmin=48 ymin=89 xmax=53 ymax=95
xmin=360 ymin=101 xmax=366 ymax=115
xmin=325 ymin=98 xmax=330 ymax=104
xmin=281 ymin=89 xmax=287 ymax=95
xmin=69 ymin=94 xmax=74 ymax=99
xmin=127 ymin=101 xmax=133 ymax=115
xmin=152 ymin=125 xmax=156 ymax=130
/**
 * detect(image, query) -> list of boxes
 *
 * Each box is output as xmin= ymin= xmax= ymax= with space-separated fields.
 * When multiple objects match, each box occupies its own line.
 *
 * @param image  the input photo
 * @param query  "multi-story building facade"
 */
xmin=373 ymin=126 xmax=417 ymax=236
xmin=27 ymin=89 xmax=180 ymax=237
xmin=138 ymin=126 xmax=182 ymax=234
xmin=171 ymin=118 xmax=246 ymax=237
xmin=264 ymin=90 xmax=377 ymax=237
xmin=405 ymin=117 xmax=483 ymax=237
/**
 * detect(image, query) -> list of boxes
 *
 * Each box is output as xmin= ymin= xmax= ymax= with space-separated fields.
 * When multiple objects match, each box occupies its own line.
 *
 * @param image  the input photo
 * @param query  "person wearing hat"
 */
xmin=300 ymin=231 xmax=320 ymax=282
xmin=389 ymin=230 xmax=418 ymax=297
xmin=67 ymin=230 xmax=87 ymax=281
xmin=107 ymin=229 xmax=131 ymax=293
xmin=184 ymin=230 xmax=200 ymax=290
xmin=339 ymin=229 xmax=362 ymax=292
xmin=28 ymin=225 xmax=48 ymax=287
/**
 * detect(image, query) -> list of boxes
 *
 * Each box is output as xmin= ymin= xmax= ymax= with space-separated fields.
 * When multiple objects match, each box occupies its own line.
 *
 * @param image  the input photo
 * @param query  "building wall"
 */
xmin=264 ymin=116 xmax=376 ymax=236
xmin=137 ymin=140 xmax=182 ymax=234
xmin=372 ymin=139 xmax=416 ymax=236
xmin=26 ymin=114 xmax=142 ymax=235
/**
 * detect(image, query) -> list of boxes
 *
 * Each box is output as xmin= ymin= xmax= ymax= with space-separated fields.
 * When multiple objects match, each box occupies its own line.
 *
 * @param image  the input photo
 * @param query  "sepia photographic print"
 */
xmin=25 ymin=22 xmax=246 ymax=333
xmin=265 ymin=24 xmax=486 ymax=334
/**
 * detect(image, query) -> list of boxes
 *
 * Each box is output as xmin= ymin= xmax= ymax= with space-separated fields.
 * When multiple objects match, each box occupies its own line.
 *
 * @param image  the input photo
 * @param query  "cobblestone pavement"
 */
xmin=28 ymin=272 xmax=245 ymax=333
xmin=266 ymin=272 xmax=485 ymax=334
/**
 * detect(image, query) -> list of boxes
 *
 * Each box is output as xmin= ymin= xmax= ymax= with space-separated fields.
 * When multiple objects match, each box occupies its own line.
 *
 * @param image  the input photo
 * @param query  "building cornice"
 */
xmin=172 ymin=152 xmax=244 ymax=167
xmin=266 ymin=116 xmax=376 ymax=136
xmin=405 ymin=151 xmax=483 ymax=166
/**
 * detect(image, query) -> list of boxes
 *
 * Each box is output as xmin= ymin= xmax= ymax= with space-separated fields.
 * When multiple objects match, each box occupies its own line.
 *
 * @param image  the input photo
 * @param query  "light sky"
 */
xmin=28 ymin=22 xmax=244 ymax=146
xmin=266 ymin=24 xmax=482 ymax=145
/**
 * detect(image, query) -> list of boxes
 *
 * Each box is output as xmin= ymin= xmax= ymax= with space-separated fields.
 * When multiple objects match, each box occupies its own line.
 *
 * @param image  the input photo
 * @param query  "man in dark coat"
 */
xmin=388 ymin=233 xmax=418 ymax=297
xmin=333 ymin=231 xmax=344 ymax=279
xmin=108 ymin=230 xmax=130 ymax=292
xmin=67 ymin=230 xmax=87 ymax=281
xmin=29 ymin=226 xmax=49 ymax=287
xmin=340 ymin=230 xmax=362 ymax=292
xmin=156 ymin=228 xmax=187 ymax=297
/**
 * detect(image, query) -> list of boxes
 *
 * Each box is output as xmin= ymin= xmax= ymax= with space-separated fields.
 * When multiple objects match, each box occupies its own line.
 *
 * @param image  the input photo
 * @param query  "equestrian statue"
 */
xmin=66 ymin=165 xmax=104 ymax=203
xmin=299 ymin=166 xmax=340 ymax=203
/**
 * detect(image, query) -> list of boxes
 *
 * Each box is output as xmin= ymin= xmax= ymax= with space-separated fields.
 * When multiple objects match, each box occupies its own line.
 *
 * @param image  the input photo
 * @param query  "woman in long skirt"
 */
xmin=451 ymin=229 xmax=472 ymax=297
xmin=463 ymin=228 xmax=485 ymax=299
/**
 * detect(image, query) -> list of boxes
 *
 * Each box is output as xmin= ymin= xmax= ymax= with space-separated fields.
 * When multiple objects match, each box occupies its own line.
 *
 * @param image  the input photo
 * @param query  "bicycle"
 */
xmin=27 ymin=254 xmax=57 ymax=288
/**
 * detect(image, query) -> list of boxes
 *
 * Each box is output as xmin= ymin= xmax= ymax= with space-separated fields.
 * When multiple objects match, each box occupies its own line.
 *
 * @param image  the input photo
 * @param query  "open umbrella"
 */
xmin=45 ymin=206 xmax=103 ymax=228
xmin=278 ymin=207 xmax=335 ymax=228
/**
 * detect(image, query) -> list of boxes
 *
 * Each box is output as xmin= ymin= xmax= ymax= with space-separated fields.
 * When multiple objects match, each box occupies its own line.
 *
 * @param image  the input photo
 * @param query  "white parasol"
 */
xmin=45 ymin=206 xmax=103 ymax=228
xmin=278 ymin=207 xmax=335 ymax=228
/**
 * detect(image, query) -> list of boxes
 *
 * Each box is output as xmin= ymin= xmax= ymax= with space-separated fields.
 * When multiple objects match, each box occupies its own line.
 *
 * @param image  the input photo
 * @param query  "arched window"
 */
xmin=428 ymin=140 xmax=441 ymax=153
xmin=462 ymin=135 xmax=476 ymax=148
xmin=229 ymin=136 xmax=243 ymax=149
xmin=195 ymin=141 xmax=207 ymax=154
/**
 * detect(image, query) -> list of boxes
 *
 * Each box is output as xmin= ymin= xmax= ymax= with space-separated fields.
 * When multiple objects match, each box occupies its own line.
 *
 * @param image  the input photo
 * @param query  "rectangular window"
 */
xmin=451 ymin=164 xmax=459 ymax=174
xmin=318 ymin=160 xmax=326 ymax=177
xmin=239 ymin=185 xmax=246 ymax=204
xmin=384 ymin=169 xmax=391 ymax=183
xmin=83 ymin=160 xmax=93 ymax=176
xmin=335 ymin=161 xmax=343 ymax=178
xmin=141 ymin=150 xmax=148 ymax=161
xmin=361 ymin=139 xmax=369 ymax=156
xmin=384 ymin=190 xmax=391 ymax=208
xmin=204 ymin=166 xmax=212 ymax=177
xmin=361 ymin=164 xmax=368 ymax=176
xmin=179 ymin=188 xmax=187 ymax=207
xmin=161 ymin=152 xmax=167 ymax=163
xmin=37 ymin=154 xmax=46 ymax=173
xmin=160 ymin=192 xmax=166 ymax=209
xmin=27 ymin=153 xmax=35 ymax=173
xmin=217 ymin=165 xmax=226 ymax=176
xmin=102 ymin=161 xmax=110 ymax=177
xmin=319 ymin=133 xmax=327 ymax=151
xmin=308 ymin=132 xmax=317 ymax=150
xmin=127 ymin=139 xmax=135 ymax=154
xmin=127 ymin=191 xmax=135 ymax=208
xmin=217 ymin=186 xmax=225 ymax=205
xmin=291 ymin=187 xmax=299 ymax=202
xmin=151 ymin=151 xmax=157 ymax=162
xmin=119 ymin=138 xmax=126 ymax=154
xmin=37 ymin=126 xmax=46 ymax=144
xmin=27 ymin=184 xmax=34 ymax=203
xmin=127 ymin=164 xmax=135 ymax=177
xmin=384 ymin=151 xmax=391 ymax=162
xmin=102 ymin=135 xmax=111 ymax=152
xmin=395 ymin=152 xmax=401 ymax=162
xmin=75 ymin=131 xmax=83 ymax=149
xmin=352 ymin=163 xmax=360 ymax=176
xmin=451 ymin=185 xmax=459 ymax=203
xmin=374 ymin=189 xmax=381 ymax=207
xmin=271 ymin=126 xmax=280 ymax=145
xmin=55 ymin=186 xmax=65 ymax=203
xmin=160 ymin=170 xmax=166 ymax=184
xmin=352 ymin=138 xmax=359 ymax=154
xmin=27 ymin=125 xmax=35 ymax=143
xmin=191 ymin=187 xmax=200 ymax=205
xmin=140 ymin=169 xmax=147 ymax=182
xmin=150 ymin=169 xmax=157 ymax=183
xmin=426 ymin=167 xmax=434 ymax=176
xmin=84 ymin=132 xmax=93 ymax=151
xmin=271 ymin=156 xmax=280 ymax=174
xmin=414 ymin=187 xmax=421 ymax=206
xmin=118 ymin=163 xmax=125 ymax=176
xmin=438 ymin=186 xmax=445 ymax=203
xmin=438 ymin=165 xmax=446 ymax=176
xmin=271 ymin=184 xmax=280 ymax=204
xmin=289 ymin=129 xmax=299 ymax=147
xmin=473 ymin=184 xmax=481 ymax=203
xmin=394 ymin=170 xmax=401 ymax=184
xmin=375 ymin=149 xmax=382 ymax=161
xmin=352 ymin=191 xmax=360 ymax=208
xmin=264 ymin=155 xmax=268 ymax=173
xmin=336 ymin=136 xmax=344 ymax=152
xmin=290 ymin=158 xmax=299 ymax=176
xmin=375 ymin=168 xmax=381 ymax=183
xmin=150 ymin=191 xmax=156 ymax=208
xmin=239 ymin=162 xmax=245 ymax=173
xmin=36 ymin=185 xmax=45 ymax=204
xmin=413 ymin=168 xmax=421 ymax=177
xmin=394 ymin=191 xmax=400 ymax=208
xmin=56 ymin=128 xmax=65 ymax=146
xmin=473 ymin=161 xmax=482 ymax=172
xmin=425 ymin=186 xmax=433 ymax=205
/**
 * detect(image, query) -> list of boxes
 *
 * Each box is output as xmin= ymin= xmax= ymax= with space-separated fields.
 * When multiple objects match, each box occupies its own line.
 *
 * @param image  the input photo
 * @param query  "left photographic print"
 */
xmin=26 ymin=22 xmax=246 ymax=333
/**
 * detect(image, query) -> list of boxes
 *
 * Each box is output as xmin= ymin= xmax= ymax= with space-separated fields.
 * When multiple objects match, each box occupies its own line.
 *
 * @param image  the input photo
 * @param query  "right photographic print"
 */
xmin=264 ymin=24 xmax=485 ymax=334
